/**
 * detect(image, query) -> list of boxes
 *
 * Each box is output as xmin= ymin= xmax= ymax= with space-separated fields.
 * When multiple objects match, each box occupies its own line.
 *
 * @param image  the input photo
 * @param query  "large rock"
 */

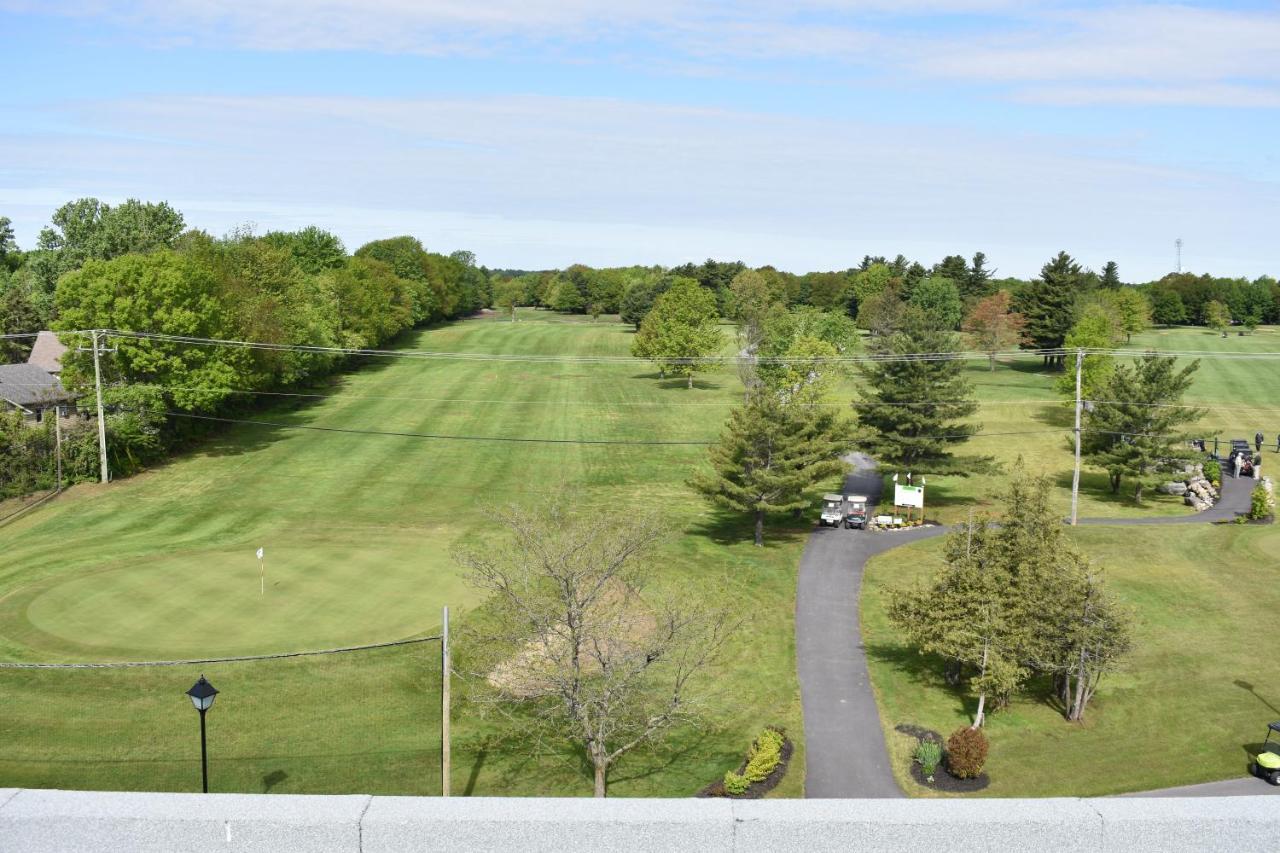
xmin=1159 ymin=482 xmax=1188 ymax=496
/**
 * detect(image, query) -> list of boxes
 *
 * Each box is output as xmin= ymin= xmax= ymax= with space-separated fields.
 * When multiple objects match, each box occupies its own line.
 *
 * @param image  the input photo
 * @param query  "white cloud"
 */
xmin=9 ymin=2 xmax=1280 ymax=107
xmin=3 ymin=94 xmax=1275 ymax=278
xmin=917 ymin=5 xmax=1280 ymax=84
xmin=1013 ymin=83 xmax=1280 ymax=109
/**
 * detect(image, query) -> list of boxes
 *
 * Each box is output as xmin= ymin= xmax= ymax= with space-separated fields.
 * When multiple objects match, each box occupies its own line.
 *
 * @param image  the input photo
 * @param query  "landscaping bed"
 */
xmin=895 ymin=724 xmax=989 ymax=793
xmin=697 ymin=730 xmax=794 ymax=799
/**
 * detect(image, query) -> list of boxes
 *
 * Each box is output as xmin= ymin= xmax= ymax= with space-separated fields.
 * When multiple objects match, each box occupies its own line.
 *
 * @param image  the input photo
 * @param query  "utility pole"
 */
xmin=54 ymin=403 xmax=63 ymax=492
xmin=441 ymin=604 xmax=451 ymax=797
xmin=1070 ymin=348 xmax=1083 ymax=526
xmin=91 ymin=330 xmax=109 ymax=484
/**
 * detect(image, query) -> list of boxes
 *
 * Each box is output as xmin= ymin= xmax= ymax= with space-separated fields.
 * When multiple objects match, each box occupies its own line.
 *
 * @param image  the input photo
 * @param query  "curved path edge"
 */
xmin=795 ymin=459 xmax=1258 ymax=799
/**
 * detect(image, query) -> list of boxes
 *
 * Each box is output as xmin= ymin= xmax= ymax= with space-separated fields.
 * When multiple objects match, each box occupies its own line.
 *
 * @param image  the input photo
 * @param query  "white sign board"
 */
xmin=894 ymin=483 xmax=924 ymax=508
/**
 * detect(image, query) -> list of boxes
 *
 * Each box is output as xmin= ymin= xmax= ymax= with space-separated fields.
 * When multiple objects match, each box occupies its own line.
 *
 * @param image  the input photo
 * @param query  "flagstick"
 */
xmin=260 ymin=557 xmax=264 ymax=595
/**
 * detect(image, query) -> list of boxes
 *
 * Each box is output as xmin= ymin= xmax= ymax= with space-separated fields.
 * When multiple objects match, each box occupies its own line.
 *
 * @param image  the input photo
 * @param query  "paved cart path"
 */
xmin=795 ymin=461 xmax=1261 ymax=798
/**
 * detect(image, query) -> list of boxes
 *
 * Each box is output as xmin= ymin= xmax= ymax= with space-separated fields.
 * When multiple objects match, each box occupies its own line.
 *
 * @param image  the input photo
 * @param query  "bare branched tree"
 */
xmin=454 ymin=503 xmax=732 ymax=797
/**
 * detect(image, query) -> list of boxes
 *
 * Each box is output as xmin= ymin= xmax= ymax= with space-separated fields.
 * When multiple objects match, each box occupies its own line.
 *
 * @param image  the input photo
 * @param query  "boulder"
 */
xmin=1159 ymin=482 xmax=1188 ymax=496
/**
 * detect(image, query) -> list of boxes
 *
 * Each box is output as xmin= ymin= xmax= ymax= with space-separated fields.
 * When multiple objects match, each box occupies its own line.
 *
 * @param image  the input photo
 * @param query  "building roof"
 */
xmin=0 ymin=363 xmax=76 ymax=410
xmin=26 ymin=331 xmax=67 ymax=374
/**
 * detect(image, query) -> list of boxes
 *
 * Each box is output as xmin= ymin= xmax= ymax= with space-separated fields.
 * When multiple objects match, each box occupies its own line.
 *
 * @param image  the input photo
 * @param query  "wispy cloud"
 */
xmin=3 ymin=93 xmax=1274 ymax=277
xmin=9 ymin=1 xmax=1279 ymax=108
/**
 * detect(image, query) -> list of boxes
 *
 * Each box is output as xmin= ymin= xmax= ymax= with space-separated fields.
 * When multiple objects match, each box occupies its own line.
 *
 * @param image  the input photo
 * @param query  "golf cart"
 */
xmin=1251 ymin=722 xmax=1280 ymax=785
xmin=1228 ymin=440 xmax=1256 ymax=477
xmin=843 ymin=495 xmax=869 ymax=529
xmin=819 ymin=494 xmax=846 ymax=527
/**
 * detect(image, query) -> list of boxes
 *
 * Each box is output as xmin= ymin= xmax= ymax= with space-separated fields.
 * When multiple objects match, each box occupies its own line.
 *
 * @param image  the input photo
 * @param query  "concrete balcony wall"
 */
xmin=1 ymin=788 xmax=1278 ymax=852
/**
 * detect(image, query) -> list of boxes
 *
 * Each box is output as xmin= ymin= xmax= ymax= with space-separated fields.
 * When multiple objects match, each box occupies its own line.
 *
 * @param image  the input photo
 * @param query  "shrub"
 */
xmin=723 ymin=771 xmax=749 ymax=795
xmin=914 ymin=739 xmax=942 ymax=777
xmin=1203 ymin=459 xmax=1221 ymax=484
xmin=1249 ymin=482 xmax=1274 ymax=521
xmin=743 ymin=728 xmax=786 ymax=783
xmin=945 ymin=726 xmax=988 ymax=779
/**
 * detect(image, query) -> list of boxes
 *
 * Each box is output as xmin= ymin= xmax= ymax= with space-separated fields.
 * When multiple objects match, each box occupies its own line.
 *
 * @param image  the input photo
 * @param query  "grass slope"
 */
xmin=0 ymin=311 xmax=804 ymax=797
xmin=899 ymin=325 xmax=1280 ymax=523
xmin=863 ymin=524 xmax=1280 ymax=797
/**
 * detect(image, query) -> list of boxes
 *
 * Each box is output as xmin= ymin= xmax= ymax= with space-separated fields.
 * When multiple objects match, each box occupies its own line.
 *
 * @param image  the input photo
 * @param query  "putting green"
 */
xmin=8 ymin=532 xmax=472 ymax=659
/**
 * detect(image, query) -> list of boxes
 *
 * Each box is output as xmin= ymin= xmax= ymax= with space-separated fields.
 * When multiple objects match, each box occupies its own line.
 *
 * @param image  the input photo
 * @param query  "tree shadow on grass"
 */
xmin=1033 ymin=402 xmax=1075 ymax=429
xmin=161 ymin=354 xmax=408 ymax=463
xmin=606 ymin=727 xmax=717 ymax=789
xmin=1050 ymin=469 xmax=1185 ymax=513
xmin=863 ymin=642 xmax=972 ymax=721
xmin=688 ymin=509 xmax=807 ymax=548
xmin=625 ymin=373 xmax=724 ymax=392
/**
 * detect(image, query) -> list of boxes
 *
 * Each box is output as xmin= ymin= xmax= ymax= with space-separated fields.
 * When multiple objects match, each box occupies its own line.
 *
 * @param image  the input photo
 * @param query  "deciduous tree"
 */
xmin=1056 ymin=304 xmax=1118 ymax=400
xmin=631 ymin=278 xmax=722 ymax=388
xmin=455 ymin=505 xmax=731 ymax=797
xmin=1204 ymin=299 xmax=1232 ymax=336
xmin=909 ymin=276 xmax=963 ymax=330
xmin=962 ymin=291 xmax=1027 ymax=371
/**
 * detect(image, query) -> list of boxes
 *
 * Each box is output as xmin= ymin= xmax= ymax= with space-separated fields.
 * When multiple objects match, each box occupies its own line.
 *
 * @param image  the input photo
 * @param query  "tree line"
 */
xmin=0 ymin=200 xmax=488 ymax=494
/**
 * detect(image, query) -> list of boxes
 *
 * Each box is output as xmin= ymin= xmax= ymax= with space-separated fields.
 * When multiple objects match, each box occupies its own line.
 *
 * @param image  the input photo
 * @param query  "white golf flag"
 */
xmin=892 ymin=472 xmax=898 ymax=482
xmin=256 ymin=547 xmax=264 ymax=560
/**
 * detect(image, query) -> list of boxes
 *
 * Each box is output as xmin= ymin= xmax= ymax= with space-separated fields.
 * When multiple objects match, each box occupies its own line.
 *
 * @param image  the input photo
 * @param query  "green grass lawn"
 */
xmin=0 ymin=310 xmax=805 ymax=797
xmin=862 ymin=523 xmax=1280 ymax=797
xmin=887 ymin=325 xmax=1280 ymax=524
xmin=2 ymin=316 xmax=1275 ymax=798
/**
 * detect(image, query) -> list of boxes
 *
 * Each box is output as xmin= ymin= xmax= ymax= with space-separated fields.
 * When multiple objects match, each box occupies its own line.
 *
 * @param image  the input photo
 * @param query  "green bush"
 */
xmin=1203 ymin=459 xmax=1221 ymax=484
xmin=721 ymin=727 xmax=786 ymax=795
xmin=914 ymin=739 xmax=942 ymax=777
xmin=1249 ymin=482 xmax=1274 ymax=521
xmin=743 ymin=728 xmax=785 ymax=783
xmin=723 ymin=771 xmax=749 ymax=795
xmin=945 ymin=726 xmax=989 ymax=779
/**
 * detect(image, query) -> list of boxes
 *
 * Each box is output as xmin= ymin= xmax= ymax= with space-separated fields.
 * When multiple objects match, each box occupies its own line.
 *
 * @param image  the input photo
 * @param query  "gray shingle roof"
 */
xmin=0 ymin=363 xmax=76 ymax=410
xmin=26 ymin=331 xmax=67 ymax=373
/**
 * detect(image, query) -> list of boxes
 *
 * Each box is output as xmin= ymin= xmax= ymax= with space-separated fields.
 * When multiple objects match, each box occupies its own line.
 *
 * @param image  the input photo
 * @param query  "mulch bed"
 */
xmin=696 ymin=736 xmax=794 ymax=799
xmin=909 ymin=760 xmax=989 ymax=793
xmin=895 ymin=724 xmax=990 ymax=794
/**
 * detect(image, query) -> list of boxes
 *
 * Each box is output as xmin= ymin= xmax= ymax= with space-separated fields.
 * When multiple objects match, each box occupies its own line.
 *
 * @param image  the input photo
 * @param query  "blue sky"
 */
xmin=1 ymin=1 xmax=1277 ymax=279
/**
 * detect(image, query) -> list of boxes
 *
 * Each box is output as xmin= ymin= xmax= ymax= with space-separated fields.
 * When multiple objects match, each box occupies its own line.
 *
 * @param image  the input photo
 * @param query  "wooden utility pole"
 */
xmin=1070 ymin=348 xmax=1083 ymax=526
xmin=53 ymin=403 xmax=63 ymax=492
xmin=441 ymin=605 xmax=451 ymax=797
xmin=91 ymin=330 xmax=109 ymax=484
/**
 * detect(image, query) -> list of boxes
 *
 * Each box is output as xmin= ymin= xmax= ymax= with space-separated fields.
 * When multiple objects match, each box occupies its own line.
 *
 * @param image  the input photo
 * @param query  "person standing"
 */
xmin=1256 ymin=431 xmax=1264 ymax=453
xmin=1234 ymin=452 xmax=1243 ymax=479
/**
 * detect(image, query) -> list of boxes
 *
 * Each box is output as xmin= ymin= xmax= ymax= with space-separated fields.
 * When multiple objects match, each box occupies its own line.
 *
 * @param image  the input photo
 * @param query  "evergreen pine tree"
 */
xmin=691 ymin=392 xmax=849 ymax=545
xmin=964 ymin=251 xmax=994 ymax=301
xmin=854 ymin=307 xmax=978 ymax=469
xmin=1082 ymin=354 xmax=1205 ymax=501
xmin=1100 ymin=261 xmax=1121 ymax=289
xmin=1016 ymin=251 xmax=1085 ymax=368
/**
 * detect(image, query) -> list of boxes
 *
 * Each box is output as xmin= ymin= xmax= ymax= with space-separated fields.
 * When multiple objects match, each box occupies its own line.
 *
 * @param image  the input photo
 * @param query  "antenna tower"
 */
xmin=1175 ymin=237 xmax=1183 ymax=273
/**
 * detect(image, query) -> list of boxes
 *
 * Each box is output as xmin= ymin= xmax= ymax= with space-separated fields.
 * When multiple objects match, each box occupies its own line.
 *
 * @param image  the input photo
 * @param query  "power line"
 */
xmin=99 ymin=328 xmax=1071 ymax=365
xmin=156 ymin=409 xmax=1066 ymax=446
xmin=0 ymin=634 xmax=443 ymax=670
xmin=31 ymin=328 xmax=1280 ymax=365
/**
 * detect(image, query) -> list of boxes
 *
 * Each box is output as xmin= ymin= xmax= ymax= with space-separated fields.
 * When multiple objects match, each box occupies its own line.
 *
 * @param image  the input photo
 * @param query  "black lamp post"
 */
xmin=185 ymin=675 xmax=218 ymax=793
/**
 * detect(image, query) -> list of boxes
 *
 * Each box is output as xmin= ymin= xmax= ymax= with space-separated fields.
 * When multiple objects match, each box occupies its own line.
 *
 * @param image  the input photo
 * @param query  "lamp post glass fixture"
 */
xmin=185 ymin=675 xmax=218 ymax=793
